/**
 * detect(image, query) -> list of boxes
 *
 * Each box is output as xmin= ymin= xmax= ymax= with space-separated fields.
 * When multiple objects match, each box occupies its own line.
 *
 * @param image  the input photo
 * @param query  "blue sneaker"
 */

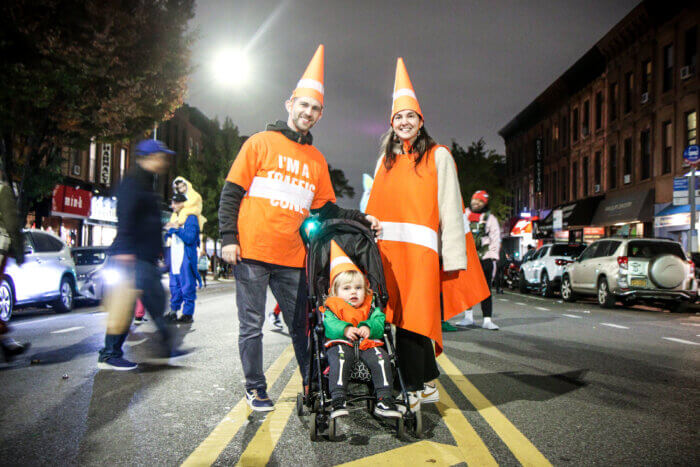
xmin=245 ymin=388 xmax=274 ymax=412
xmin=97 ymin=357 xmax=137 ymax=371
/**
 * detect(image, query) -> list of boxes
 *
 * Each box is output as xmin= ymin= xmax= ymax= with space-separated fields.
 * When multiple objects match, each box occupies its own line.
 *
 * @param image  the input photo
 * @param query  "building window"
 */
xmin=685 ymin=26 xmax=697 ymax=69
xmin=552 ymin=170 xmax=558 ymax=205
xmin=69 ymin=148 xmax=81 ymax=176
xmin=561 ymin=116 xmax=568 ymax=148
xmin=641 ymin=60 xmax=652 ymax=95
xmin=572 ymin=162 xmax=578 ymax=199
xmin=582 ymin=100 xmax=590 ymax=137
xmin=595 ymin=92 xmax=603 ymax=130
xmin=594 ymin=151 xmax=601 ymax=188
xmin=663 ymin=44 xmax=674 ymax=92
xmin=641 ymin=129 xmax=651 ymax=180
xmin=609 ymin=144 xmax=617 ymax=189
xmin=89 ymin=138 xmax=96 ymax=183
xmin=583 ymin=157 xmax=589 ymax=197
xmin=624 ymin=72 xmax=634 ymax=114
xmin=687 ymin=111 xmax=697 ymax=146
xmin=572 ymin=108 xmax=579 ymax=142
xmin=609 ymin=82 xmax=618 ymax=122
xmin=120 ymin=148 xmax=127 ymax=178
xmin=624 ymin=137 xmax=633 ymax=183
xmin=662 ymin=121 xmax=672 ymax=174
xmin=561 ymin=166 xmax=567 ymax=202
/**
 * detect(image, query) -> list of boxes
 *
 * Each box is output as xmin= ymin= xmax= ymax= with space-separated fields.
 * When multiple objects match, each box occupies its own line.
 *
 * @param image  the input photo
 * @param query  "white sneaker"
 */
xmin=420 ymin=383 xmax=439 ymax=404
xmin=269 ymin=312 xmax=283 ymax=330
xmin=455 ymin=309 xmax=474 ymax=326
xmin=482 ymin=317 xmax=499 ymax=330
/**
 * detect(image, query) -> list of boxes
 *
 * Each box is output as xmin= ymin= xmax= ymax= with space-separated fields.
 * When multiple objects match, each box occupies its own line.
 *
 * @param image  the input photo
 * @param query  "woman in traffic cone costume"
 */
xmin=366 ymin=58 xmax=481 ymax=404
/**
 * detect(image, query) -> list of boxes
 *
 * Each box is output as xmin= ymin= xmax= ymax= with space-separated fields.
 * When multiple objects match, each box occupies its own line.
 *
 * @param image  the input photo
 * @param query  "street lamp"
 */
xmin=212 ymin=48 xmax=251 ymax=88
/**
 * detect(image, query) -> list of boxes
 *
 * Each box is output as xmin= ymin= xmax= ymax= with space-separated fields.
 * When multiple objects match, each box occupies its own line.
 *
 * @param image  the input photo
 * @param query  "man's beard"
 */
xmin=292 ymin=112 xmax=314 ymax=132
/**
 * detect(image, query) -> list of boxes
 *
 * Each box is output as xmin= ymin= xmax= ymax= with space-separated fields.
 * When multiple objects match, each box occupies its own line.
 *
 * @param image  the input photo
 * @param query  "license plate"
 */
xmin=630 ymin=278 xmax=647 ymax=287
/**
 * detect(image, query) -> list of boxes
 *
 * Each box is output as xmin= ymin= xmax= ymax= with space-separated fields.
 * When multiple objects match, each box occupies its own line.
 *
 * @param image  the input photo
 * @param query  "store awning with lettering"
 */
xmin=534 ymin=196 xmax=603 ymax=238
xmin=51 ymin=185 xmax=92 ymax=218
xmin=591 ymin=189 xmax=654 ymax=226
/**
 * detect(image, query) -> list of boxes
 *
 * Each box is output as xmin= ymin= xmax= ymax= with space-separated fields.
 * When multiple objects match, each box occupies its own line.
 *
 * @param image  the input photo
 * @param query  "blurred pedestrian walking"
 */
xmin=197 ymin=251 xmax=210 ymax=288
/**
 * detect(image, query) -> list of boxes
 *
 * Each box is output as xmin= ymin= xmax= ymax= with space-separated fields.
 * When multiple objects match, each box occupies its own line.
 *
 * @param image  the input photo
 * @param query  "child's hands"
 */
xmin=343 ymin=326 xmax=360 ymax=341
xmin=357 ymin=326 xmax=370 ymax=339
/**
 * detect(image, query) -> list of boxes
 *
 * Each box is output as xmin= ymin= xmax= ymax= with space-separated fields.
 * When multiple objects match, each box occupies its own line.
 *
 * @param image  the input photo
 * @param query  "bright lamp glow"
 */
xmin=212 ymin=48 xmax=251 ymax=87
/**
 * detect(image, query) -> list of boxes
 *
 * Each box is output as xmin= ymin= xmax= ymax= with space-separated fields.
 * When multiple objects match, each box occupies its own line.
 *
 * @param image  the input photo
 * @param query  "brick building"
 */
xmin=499 ymin=0 xmax=699 ymax=254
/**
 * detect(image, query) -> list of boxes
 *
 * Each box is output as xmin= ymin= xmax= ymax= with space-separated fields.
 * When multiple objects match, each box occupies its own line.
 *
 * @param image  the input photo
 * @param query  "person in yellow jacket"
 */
xmin=365 ymin=58 xmax=472 ymax=410
xmin=171 ymin=176 xmax=206 ymax=229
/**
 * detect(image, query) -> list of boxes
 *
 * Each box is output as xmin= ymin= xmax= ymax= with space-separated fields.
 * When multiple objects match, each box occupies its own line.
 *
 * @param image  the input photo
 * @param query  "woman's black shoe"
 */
xmin=1 ymin=338 xmax=31 ymax=362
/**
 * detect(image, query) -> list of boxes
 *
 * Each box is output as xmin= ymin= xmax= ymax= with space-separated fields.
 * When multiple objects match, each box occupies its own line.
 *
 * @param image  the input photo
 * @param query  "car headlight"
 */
xmin=101 ymin=267 xmax=122 ymax=285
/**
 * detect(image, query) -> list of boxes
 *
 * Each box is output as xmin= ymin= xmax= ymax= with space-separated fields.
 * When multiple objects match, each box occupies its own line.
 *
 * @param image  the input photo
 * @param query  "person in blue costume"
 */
xmin=164 ymin=193 xmax=200 ymax=324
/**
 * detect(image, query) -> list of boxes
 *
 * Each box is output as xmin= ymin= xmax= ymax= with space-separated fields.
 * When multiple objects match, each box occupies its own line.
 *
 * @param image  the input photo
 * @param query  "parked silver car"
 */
xmin=72 ymin=246 xmax=111 ymax=301
xmin=0 ymin=229 xmax=77 ymax=321
xmin=560 ymin=237 xmax=696 ymax=311
xmin=519 ymin=242 xmax=587 ymax=296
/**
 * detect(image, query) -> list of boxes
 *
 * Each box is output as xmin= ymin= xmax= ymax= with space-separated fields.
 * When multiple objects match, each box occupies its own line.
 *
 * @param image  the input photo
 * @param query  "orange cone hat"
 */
xmin=291 ymin=44 xmax=325 ymax=105
xmin=391 ymin=57 xmax=422 ymax=122
xmin=329 ymin=240 xmax=362 ymax=287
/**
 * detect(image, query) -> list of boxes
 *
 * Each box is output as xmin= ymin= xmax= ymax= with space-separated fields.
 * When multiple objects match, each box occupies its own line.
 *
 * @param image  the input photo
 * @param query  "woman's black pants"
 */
xmin=395 ymin=327 xmax=439 ymax=392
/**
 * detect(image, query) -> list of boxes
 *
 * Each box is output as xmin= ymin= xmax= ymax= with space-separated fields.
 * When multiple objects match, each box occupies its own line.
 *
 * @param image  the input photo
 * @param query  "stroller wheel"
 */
xmin=296 ymin=393 xmax=305 ymax=417
xmin=310 ymin=413 xmax=318 ymax=441
xmin=328 ymin=417 xmax=338 ymax=441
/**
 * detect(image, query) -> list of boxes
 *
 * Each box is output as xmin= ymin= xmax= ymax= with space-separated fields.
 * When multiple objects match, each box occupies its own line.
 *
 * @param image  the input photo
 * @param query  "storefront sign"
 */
xmin=89 ymin=196 xmax=117 ymax=223
xmin=52 ymin=185 xmax=91 ymax=218
xmin=554 ymin=230 xmax=569 ymax=242
xmin=100 ymin=143 xmax=112 ymax=186
xmin=534 ymin=138 xmax=543 ymax=194
xmin=553 ymin=209 xmax=563 ymax=231
xmin=583 ymin=226 xmax=605 ymax=244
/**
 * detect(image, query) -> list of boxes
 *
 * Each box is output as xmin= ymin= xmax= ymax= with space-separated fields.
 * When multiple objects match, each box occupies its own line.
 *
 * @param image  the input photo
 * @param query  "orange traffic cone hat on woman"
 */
xmin=292 ymin=44 xmax=325 ymax=105
xmin=391 ymin=57 xmax=422 ymax=122
xmin=329 ymin=240 xmax=362 ymax=286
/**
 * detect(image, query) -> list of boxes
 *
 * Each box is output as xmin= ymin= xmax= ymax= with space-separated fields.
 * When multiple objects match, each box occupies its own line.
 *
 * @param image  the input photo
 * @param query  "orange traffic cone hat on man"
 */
xmin=329 ymin=240 xmax=362 ymax=286
xmin=391 ymin=57 xmax=422 ymax=122
xmin=292 ymin=44 xmax=325 ymax=105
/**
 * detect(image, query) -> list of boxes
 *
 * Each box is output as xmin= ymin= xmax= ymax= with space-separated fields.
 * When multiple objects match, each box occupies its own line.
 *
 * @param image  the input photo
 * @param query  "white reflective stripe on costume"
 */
xmin=392 ymin=88 xmax=417 ymax=100
xmin=463 ymin=212 xmax=469 ymax=231
xmin=330 ymin=256 xmax=353 ymax=271
xmin=247 ymin=176 xmax=314 ymax=210
xmin=379 ymin=222 xmax=438 ymax=254
xmin=296 ymin=78 xmax=324 ymax=95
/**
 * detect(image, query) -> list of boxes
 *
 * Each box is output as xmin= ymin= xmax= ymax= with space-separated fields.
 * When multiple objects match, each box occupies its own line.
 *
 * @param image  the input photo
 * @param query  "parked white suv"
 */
xmin=520 ymin=243 xmax=587 ymax=296
xmin=0 ymin=229 xmax=77 ymax=321
xmin=560 ymin=237 xmax=696 ymax=311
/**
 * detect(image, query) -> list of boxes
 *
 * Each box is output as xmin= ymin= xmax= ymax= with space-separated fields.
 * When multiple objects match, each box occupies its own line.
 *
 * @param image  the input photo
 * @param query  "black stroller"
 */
xmin=295 ymin=218 xmax=421 ymax=441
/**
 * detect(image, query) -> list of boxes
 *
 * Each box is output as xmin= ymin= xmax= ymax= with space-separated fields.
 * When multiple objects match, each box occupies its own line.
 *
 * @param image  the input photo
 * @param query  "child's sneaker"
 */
xmin=245 ymin=388 xmax=274 ymax=412
xmin=330 ymin=397 xmax=348 ymax=419
xmin=374 ymin=397 xmax=402 ymax=419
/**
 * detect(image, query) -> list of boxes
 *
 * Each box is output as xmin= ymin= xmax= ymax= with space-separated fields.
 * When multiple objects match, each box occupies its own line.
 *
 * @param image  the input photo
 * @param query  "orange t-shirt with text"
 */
xmin=226 ymin=131 xmax=336 ymax=267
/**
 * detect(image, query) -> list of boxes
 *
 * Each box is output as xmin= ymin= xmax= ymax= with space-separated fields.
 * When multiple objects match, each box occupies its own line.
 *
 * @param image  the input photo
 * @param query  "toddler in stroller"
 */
xmin=322 ymin=240 xmax=401 ymax=420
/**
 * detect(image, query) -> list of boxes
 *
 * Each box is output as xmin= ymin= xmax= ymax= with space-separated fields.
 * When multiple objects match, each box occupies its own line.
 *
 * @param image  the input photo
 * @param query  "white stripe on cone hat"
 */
xmin=391 ymin=57 xmax=422 ymax=123
xmin=291 ymin=44 xmax=325 ymax=105
xmin=329 ymin=240 xmax=362 ymax=287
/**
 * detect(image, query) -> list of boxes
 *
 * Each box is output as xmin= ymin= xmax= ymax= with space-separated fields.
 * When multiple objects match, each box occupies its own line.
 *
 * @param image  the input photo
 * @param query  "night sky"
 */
xmin=187 ymin=0 xmax=639 ymax=206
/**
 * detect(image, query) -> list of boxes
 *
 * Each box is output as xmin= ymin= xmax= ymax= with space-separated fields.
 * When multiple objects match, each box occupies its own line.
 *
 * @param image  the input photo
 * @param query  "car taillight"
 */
xmin=617 ymin=256 xmax=628 ymax=270
xmin=689 ymin=260 xmax=695 ymax=272
xmin=555 ymin=259 xmax=572 ymax=266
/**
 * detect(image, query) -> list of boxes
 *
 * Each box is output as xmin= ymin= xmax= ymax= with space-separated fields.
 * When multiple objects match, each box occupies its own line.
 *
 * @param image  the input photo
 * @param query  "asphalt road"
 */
xmin=1 ymin=280 xmax=698 ymax=466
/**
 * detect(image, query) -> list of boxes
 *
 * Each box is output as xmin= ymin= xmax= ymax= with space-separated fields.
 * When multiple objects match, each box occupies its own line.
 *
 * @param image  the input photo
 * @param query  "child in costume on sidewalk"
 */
xmin=321 ymin=240 xmax=401 ymax=420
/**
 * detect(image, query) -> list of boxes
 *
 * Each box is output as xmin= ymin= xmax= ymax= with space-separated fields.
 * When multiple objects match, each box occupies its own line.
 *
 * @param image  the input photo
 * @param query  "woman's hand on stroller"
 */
xmin=364 ymin=215 xmax=382 ymax=238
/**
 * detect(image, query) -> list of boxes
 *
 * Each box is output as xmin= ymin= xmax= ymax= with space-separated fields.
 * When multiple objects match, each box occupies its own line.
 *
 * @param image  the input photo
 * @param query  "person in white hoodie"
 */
xmin=456 ymin=190 xmax=501 ymax=330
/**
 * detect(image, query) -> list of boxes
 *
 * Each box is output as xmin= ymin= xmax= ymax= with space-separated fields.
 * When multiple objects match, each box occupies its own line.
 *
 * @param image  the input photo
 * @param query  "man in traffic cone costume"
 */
xmin=219 ymin=45 xmax=382 ymax=412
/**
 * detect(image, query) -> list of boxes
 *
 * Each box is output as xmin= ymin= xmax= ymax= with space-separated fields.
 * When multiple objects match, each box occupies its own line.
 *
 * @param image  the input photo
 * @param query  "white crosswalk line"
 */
xmin=50 ymin=326 xmax=85 ymax=334
xmin=662 ymin=337 xmax=700 ymax=346
xmin=600 ymin=323 xmax=629 ymax=330
xmin=562 ymin=314 xmax=582 ymax=319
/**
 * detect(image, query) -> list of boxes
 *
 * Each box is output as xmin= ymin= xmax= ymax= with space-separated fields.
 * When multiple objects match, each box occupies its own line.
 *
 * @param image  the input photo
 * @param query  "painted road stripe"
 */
xmin=497 ymin=298 xmax=509 ymax=302
xmin=338 ymin=441 xmax=463 ymax=466
xmin=535 ymin=307 xmax=550 ymax=311
xmin=236 ymin=370 xmax=302 ymax=466
xmin=680 ymin=322 xmax=700 ymax=327
xmin=51 ymin=326 xmax=84 ymax=334
xmin=437 ymin=354 xmax=552 ymax=467
xmin=662 ymin=337 xmax=700 ymax=346
xmin=562 ymin=314 xmax=582 ymax=319
xmin=181 ymin=345 xmax=295 ymax=467
xmin=600 ymin=323 xmax=629 ymax=330
xmin=515 ymin=302 xmax=527 ymax=306
xmin=434 ymin=379 xmax=498 ymax=466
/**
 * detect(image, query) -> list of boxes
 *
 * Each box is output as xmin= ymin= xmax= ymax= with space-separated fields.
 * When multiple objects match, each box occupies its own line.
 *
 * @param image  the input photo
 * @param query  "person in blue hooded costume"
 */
xmin=164 ymin=192 xmax=200 ymax=323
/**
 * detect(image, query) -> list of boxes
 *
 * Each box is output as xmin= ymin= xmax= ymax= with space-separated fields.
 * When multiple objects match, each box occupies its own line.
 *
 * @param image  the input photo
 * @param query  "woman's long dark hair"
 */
xmin=380 ymin=125 xmax=437 ymax=171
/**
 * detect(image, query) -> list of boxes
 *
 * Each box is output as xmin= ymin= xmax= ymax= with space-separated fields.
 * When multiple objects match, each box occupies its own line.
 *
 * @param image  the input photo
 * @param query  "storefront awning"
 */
xmin=534 ymin=196 xmax=603 ymax=238
xmin=591 ymin=189 xmax=654 ymax=226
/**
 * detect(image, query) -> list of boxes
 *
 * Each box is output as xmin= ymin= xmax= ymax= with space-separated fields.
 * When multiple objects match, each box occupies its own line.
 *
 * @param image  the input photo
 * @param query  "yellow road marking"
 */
xmin=434 ymin=379 xmax=498 ymax=466
xmin=438 ymin=353 xmax=552 ymax=467
xmin=337 ymin=440 xmax=463 ymax=466
xmin=181 ymin=345 xmax=295 ymax=467
xmin=236 ymin=370 xmax=302 ymax=466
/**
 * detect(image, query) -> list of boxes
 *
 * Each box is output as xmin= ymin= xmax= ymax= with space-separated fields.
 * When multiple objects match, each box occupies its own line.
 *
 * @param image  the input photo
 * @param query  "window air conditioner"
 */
xmin=623 ymin=174 xmax=631 ymax=184
xmin=594 ymin=184 xmax=601 ymax=193
xmin=72 ymin=164 xmax=81 ymax=176
xmin=680 ymin=66 xmax=692 ymax=80
xmin=640 ymin=92 xmax=649 ymax=104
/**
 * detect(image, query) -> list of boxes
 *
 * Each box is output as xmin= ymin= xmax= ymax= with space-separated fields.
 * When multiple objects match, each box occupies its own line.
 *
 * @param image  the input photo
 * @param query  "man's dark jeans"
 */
xmin=98 ymin=260 xmax=170 ymax=360
xmin=234 ymin=260 xmax=309 ymax=390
